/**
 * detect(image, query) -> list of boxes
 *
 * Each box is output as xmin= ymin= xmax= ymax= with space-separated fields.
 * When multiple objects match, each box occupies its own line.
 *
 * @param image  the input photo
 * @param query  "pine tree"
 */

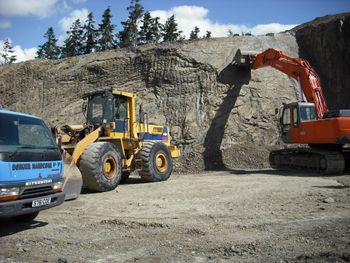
xmin=0 ymin=38 xmax=17 ymax=64
xmin=97 ymin=7 xmax=115 ymax=51
xmin=83 ymin=12 xmax=97 ymax=54
xmin=118 ymin=0 xmax=144 ymax=47
xmin=205 ymin=31 xmax=212 ymax=39
xmin=138 ymin=12 xmax=161 ymax=44
xmin=161 ymin=15 xmax=182 ymax=42
xmin=150 ymin=17 xmax=162 ymax=43
xmin=62 ymin=19 xmax=84 ymax=57
xmin=37 ymin=27 xmax=61 ymax=59
xmin=227 ymin=29 xmax=234 ymax=37
xmin=190 ymin=26 xmax=200 ymax=40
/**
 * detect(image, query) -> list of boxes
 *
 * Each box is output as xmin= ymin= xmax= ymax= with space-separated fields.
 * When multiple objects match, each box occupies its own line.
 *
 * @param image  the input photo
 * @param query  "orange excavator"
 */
xmin=233 ymin=48 xmax=350 ymax=173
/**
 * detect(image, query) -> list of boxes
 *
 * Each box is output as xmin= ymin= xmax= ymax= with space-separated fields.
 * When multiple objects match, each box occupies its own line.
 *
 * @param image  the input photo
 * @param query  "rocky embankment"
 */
xmin=0 ymin=13 xmax=349 ymax=172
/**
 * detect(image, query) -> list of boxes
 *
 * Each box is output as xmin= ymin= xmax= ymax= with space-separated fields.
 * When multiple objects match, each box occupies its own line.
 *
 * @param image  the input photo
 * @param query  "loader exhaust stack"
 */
xmin=232 ymin=49 xmax=258 ymax=67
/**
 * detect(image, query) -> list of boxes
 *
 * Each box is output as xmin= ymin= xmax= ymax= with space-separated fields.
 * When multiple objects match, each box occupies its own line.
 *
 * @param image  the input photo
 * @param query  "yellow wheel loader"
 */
xmin=56 ymin=89 xmax=180 ymax=200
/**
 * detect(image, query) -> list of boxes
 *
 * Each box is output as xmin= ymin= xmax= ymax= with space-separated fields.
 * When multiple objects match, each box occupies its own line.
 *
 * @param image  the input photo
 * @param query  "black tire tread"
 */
xmin=138 ymin=142 xmax=173 ymax=182
xmin=79 ymin=142 xmax=122 ymax=192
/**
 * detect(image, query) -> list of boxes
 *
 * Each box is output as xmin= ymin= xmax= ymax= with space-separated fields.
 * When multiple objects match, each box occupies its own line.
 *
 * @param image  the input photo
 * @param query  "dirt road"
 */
xmin=1 ymin=170 xmax=350 ymax=263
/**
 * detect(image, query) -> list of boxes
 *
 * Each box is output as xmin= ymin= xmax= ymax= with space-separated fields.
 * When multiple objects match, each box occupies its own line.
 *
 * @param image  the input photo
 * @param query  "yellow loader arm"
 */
xmin=72 ymin=127 xmax=102 ymax=164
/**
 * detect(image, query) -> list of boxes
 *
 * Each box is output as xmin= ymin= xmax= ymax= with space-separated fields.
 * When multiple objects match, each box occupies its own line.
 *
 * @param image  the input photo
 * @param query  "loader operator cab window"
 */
xmin=114 ymin=96 xmax=127 ymax=120
xmin=87 ymin=93 xmax=114 ymax=125
xmin=299 ymin=105 xmax=316 ymax=121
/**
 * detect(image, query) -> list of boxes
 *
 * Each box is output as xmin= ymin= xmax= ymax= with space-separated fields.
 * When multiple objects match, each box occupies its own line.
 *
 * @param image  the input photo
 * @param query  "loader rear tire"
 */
xmin=139 ymin=142 xmax=173 ymax=182
xmin=79 ymin=142 xmax=122 ymax=192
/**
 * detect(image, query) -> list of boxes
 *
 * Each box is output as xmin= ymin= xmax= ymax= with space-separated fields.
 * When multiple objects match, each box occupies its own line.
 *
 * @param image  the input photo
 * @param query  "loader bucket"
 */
xmin=233 ymin=49 xmax=258 ymax=67
xmin=62 ymin=151 xmax=83 ymax=201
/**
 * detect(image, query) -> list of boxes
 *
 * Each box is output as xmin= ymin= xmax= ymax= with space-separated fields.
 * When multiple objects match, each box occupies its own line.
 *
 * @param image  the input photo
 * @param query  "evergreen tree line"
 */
xmin=0 ymin=38 xmax=17 ymax=64
xmin=36 ymin=0 xmax=213 ymax=59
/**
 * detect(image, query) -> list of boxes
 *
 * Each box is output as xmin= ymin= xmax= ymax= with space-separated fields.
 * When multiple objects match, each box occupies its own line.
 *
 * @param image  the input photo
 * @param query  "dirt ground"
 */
xmin=1 ymin=170 xmax=350 ymax=263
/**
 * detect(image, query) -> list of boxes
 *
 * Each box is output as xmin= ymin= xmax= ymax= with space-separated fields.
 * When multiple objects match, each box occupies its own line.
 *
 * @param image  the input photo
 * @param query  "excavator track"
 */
xmin=269 ymin=148 xmax=345 ymax=174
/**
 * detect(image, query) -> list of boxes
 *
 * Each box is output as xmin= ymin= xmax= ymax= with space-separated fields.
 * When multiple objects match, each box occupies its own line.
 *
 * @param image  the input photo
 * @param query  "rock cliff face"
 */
xmin=0 ymin=13 xmax=348 ymax=172
xmin=293 ymin=12 xmax=350 ymax=109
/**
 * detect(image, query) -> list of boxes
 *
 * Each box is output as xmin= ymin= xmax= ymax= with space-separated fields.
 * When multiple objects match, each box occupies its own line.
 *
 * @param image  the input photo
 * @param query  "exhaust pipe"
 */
xmin=232 ymin=49 xmax=259 ymax=67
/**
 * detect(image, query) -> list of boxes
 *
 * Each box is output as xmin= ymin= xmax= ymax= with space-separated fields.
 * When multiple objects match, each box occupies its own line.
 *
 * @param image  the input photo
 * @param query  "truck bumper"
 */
xmin=0 ymin=192 xmax=65 ymax=218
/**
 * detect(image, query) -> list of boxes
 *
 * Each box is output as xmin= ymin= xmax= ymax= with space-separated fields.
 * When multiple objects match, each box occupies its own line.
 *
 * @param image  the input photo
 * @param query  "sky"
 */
xmin=0 ymin=0 xmax=349 ymax=62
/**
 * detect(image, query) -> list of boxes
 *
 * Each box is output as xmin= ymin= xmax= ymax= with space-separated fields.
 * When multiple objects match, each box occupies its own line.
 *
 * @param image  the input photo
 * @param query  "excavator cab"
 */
xmin=279 ymin=102 xmax=316 ymax=144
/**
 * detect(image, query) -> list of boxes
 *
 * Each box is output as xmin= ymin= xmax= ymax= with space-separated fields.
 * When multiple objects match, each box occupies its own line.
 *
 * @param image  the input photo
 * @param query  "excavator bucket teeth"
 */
xmin=232 ymin=49 xmax=258 ymax=67
xmin=62 ymin=151 xmax=83 ymax=201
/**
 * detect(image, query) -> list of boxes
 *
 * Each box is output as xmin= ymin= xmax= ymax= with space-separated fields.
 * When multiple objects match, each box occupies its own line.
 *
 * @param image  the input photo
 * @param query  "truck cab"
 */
xmin=0 ymin=109 xmax=65 ymax=222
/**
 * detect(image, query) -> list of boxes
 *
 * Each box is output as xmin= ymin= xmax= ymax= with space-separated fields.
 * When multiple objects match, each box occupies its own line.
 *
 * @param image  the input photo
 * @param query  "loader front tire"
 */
xmin=139 ymin=142 xmax=173 ymax=182
xmin=79 ymin=142 xmax=122 ymax=192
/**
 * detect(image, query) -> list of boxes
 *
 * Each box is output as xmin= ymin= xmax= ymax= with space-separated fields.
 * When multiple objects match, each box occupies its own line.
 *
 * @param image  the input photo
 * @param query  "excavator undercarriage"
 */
xmin=269 ymin=148 xmax=346 ymax=174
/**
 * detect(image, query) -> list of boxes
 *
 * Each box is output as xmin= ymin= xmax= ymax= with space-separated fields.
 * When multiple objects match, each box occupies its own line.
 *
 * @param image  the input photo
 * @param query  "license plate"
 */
xmin=32 ymin=197 xmax=51 ymax=207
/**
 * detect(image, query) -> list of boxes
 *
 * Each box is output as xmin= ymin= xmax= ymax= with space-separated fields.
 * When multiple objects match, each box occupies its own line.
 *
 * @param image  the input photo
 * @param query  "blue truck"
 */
xmin=0 ymin=109 xmax=65 ymax=222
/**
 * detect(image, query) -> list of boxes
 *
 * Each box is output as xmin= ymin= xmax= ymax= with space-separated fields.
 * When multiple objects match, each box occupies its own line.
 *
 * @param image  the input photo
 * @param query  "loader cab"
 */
xmin=85 ymin=91 xmax=114 ymax=127
xmin=279 ymin=102 xmax=316 ymax=143
xmin=84 ymin=89 xmax=135 ymax=134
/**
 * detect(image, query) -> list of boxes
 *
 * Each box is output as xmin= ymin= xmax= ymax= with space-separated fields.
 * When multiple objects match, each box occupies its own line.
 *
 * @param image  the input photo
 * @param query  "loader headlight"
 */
xmin=52 ymin=181 xmax=63 ymax=193
xmin=0 ymin=187 xmax=20 ymax=201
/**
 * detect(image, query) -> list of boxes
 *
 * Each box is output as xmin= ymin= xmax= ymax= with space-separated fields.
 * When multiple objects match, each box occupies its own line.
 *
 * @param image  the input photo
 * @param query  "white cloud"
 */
xmin=0 ymin=38 xmax=37 ymax=63
xmin=57 ymin=8 xmax=89 ymax=45
xmin=13 ymin=46 xmax=37 ymax=62
xmin=0 ymin=0 xmax=59 ymax=18
xmin=0 ymin=20 xmax=11 ymax=29
xmin=58 ymin=8 xmax=89 ymax=32
xmin=150 ymin=5 xmax=298 ymax=38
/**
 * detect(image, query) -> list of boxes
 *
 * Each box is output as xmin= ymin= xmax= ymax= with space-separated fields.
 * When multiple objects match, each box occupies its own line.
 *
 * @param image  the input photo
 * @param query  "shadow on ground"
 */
xmin=0 ymin=219 xmax=48 ymax=237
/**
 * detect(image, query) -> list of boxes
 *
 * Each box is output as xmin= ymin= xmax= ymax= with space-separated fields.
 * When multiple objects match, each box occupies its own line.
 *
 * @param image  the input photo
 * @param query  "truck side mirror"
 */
xmin=275 ymin=108 xmax=279 ymax=115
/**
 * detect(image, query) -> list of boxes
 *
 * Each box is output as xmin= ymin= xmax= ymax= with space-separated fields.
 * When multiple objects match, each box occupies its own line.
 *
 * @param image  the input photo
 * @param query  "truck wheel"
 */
xmin=79 ymin=142 xmax=122 ymax=192
xmin=13 ymin=212 xmax=39 ymax=222
xmin=139 ymin=142 xmax=173 ymax=182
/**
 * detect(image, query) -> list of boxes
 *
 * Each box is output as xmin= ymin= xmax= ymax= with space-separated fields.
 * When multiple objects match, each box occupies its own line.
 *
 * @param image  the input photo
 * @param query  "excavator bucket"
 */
xmin=232 ymin=49 xmax=258 ymax=67
xmin=62 ymin=151 xmax=83 ymax=201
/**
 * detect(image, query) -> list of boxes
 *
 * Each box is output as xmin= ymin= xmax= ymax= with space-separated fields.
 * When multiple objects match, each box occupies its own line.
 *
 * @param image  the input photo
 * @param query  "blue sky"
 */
xmin=0 ymin=0 xmax=349 ymax=62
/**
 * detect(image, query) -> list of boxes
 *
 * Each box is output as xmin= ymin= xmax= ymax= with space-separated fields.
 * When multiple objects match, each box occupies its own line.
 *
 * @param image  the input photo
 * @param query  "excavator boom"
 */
xmin=234 ymin=48 xmax=328 ymax=119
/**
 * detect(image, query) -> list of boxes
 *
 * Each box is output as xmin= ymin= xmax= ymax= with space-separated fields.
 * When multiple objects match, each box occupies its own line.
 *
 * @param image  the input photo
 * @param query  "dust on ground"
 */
xmin=1 ymin=170 xmax=350 ymax=263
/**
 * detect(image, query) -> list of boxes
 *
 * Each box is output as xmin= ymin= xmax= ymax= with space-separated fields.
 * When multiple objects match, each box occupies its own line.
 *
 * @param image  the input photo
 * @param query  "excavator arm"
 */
xmin=234 ymin=48 xmax=328 ymax=119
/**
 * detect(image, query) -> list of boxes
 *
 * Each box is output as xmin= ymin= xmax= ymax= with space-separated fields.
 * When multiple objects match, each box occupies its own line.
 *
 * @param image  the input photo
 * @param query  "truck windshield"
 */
xmin=0 ymin=113 xmax=56 ymax=150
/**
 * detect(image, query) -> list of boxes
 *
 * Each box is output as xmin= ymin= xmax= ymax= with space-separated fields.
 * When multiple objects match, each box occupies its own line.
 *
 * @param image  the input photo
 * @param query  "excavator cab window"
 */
xmin=299 ymin=104 xmax=316 ymax=121
xmin=292 ymin=105 xmax=299 ymax=128
xmin=281 ymin=106 xmax=291 ymax=133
